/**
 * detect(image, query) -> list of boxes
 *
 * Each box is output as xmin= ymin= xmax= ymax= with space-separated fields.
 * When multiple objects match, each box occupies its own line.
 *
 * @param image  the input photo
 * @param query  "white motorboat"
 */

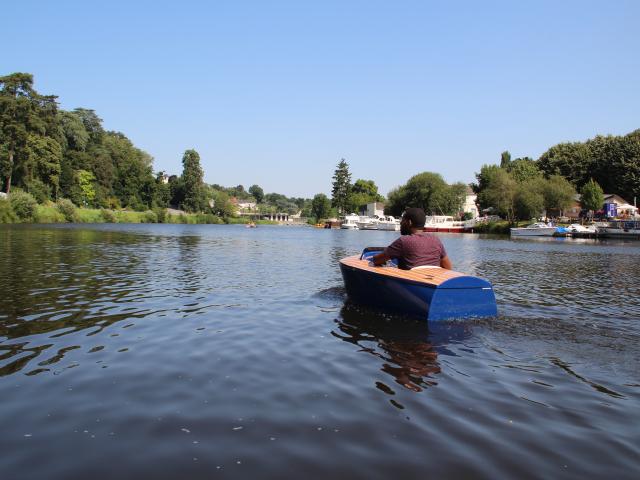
xmin=377 ymin=215 xmax=400 ymax=231
xmin=356 ymin=216 xmax=379 ymax=230
xmin=423 ymin=215 xmax=466 ymax=233
xmin=510 ymin=222 xmax=557 ymax=237
xmin=597 ymin=220 xmax=640 ymax=237
xmin=568 ymin=224 xmax=597 ymax=233
xmin=340 ymin=214 xmax=360 ymax=230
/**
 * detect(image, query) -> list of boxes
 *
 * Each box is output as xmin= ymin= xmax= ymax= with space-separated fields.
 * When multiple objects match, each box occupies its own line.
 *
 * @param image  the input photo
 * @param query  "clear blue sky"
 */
xmin=3 ymin=0 xmax=639 ymax=198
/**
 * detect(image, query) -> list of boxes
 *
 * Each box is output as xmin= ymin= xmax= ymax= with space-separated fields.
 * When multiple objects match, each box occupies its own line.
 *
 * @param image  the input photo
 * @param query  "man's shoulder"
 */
xmin=413 ymin=232 xmax=443 ymax=245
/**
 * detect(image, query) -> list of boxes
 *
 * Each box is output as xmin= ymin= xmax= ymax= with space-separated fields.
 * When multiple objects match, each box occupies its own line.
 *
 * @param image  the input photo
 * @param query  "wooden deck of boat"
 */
xmin=340 ymin=255 xmax=464 ymax=287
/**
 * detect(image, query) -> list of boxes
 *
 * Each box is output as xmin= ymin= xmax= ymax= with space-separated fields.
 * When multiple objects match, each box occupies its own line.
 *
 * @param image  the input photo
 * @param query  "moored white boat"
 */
xmin=377 ymin=215 xmax=400 ymax=231
xmin=510 ymin=222 xmax=557 ymax=237
xmin=356 ymin=216 xmax=379 ymax=230
xmin=597 ymin=220 xmax=640 ymax=237
xmin=423 ymin=216 xmax=465 ymax=233
xmin=568 ymin=224 xmax=597 ymax=233
xmin=340 ymin=214 xmax=360 ymax=230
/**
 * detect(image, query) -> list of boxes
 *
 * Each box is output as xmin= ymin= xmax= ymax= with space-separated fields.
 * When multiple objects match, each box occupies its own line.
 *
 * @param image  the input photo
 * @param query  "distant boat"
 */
xmin=423 ymin=216 xmax=466 ymax=233
xmin=340 ymin=214 xmax=360 ymax=230
xmin=568 ymin=224 xmax=597 ymax=233
xmin=597 ymin=220 xmax=640 ymax=237
xmin=510 ymin=222 xmax=557 ymax=237
xmin=377 ymin=215 xmax=400 ymax=231
xmin=356 ymin=216 xmax=379 ymax=230
xmin=339 ymin=247 xmax=498 ymax=321
xmin=246 ymin=222 xmax=257 ymax=228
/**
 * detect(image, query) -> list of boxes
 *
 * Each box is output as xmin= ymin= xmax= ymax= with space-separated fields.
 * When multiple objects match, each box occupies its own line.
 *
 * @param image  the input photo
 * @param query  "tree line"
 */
xmin=0 ymin=72 xmax=312 ymax=220
xmin=475 ymin=128 xmax=640 ymax=222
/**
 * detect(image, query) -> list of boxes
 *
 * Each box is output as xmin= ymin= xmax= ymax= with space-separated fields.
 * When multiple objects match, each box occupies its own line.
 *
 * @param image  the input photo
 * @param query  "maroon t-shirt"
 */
xmin=383 ymin=233 xmax=447 ymax=270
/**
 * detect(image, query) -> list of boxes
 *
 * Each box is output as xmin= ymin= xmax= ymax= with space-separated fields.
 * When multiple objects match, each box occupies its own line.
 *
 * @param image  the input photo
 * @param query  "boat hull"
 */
xmin=423 ymin=227 xmax=465 ymax=233
xmin=339 ymin=253 xmax=497 ymax=321
xmin=510 ymin=227 xmax=556 ymax=237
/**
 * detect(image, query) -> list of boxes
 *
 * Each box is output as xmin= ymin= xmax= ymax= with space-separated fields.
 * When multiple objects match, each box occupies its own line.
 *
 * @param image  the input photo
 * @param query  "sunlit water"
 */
xmin=0 ymin=224 xmax=638 ymax=479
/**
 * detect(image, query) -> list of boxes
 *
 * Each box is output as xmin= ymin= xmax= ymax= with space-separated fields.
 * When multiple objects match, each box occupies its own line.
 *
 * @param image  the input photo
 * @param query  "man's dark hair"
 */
xmin=403 ymin=207 xmax=426 ymax=228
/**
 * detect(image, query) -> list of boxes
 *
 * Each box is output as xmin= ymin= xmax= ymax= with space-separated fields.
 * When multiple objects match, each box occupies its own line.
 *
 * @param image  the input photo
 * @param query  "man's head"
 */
xmin=401 ymin=207 xmax=426 ymax=235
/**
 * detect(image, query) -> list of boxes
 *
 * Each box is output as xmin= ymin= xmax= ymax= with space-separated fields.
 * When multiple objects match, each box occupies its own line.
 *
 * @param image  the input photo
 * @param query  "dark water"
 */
xmin=0 ymin=224 xmax=638 ymax=479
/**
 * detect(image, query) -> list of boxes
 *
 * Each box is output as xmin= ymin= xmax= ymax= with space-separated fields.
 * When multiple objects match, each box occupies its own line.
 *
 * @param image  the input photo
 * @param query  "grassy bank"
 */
xmin=0 ymin=198 xmax=276 ymax=225
xmin=471 ymin=220 xmax=547 ymax=234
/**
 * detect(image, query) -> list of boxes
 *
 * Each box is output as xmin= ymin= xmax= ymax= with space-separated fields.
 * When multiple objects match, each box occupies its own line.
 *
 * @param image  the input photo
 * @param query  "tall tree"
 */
xmin=0 ymin=73 xmax=58 ymax=193
xmin=580 ymin=179 xmax=604 ymax=215
xmin=385 ymin=172 xmax=465 ymax=216
xmin=507 ymin=157 xmax=541 ymax=183
xmin=347 ymin=179 xmax=384 ymax=213
xmin=477 ymin=167 xmax=518 ymax=223
xmin=181 ymin=149 xmax=205 ymax=212
xmin=500 ymin=150 xmax=512 ymax=169
xmin=542 ymin=175 xmax=576 ymax=216
xmin=311 ymin=193 xmax=331 ymax=220
xmin=248 ymin=184 xmax=264 ymax=203
xmin=331 ymin=158 xmax=352 ymax=215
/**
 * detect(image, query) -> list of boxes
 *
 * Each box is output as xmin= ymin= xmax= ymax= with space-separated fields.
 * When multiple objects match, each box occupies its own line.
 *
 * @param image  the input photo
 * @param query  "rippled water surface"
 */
xmin=1 ymin=224 xmax=638 ymax=479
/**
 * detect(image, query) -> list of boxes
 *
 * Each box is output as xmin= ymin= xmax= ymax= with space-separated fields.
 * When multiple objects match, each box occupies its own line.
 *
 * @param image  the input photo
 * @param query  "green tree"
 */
xmin=311 ymin=193 xmax=331 ymax=220
xmin=181 ymin=149 xmax=205 ymax=212
xmin=58 ymin=111 xmax=89 ymax=151
xmin=0 ymin=73 xmax=58 ymax=194
xmin=580 ymin=178 xmax=604 ymax=214
xmin=500 ymin=150 xmax=511 ymax=169
xmin=346 ymin=178 xmax=384 ymax=213
xmin=248 ymin=184 xmax=264 ymax=203
xmin=72 ymin=169 xmax=96 ymax=206
xmin=331 ymin=158 xmax=352 ymax=214
xmin=477 ymin=168 xmax=517 ymax=223
xmin=508 ymin=157 xmax=541 ymax=183
xmin=542 ymin=175 xmax=576 ymax=216
xmin=210 ymin=189 xmax=236 ymax=217
xmin=385 ymin=172 xmax=464 ymax=216
xmin=25 ymin=134 xmax=62 ymax=199
xmin=514 ymin=178 xmax=545 ymax=220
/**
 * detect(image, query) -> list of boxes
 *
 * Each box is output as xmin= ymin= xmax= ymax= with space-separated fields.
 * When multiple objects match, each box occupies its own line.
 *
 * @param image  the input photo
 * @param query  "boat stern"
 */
xmin=428 ymin=276 xmax=497 ymax=321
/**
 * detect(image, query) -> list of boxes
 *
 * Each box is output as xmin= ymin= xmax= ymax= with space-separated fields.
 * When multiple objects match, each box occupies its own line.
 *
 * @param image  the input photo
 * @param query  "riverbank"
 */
xmin=0 ymin=200 xmax=276 ymax=225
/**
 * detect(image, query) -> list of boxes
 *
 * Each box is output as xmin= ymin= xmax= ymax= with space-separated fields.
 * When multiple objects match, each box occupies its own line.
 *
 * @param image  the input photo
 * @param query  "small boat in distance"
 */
xmin=339 ymin=247 xmax=498 ymax=321
xmin=510 ymin=222 xmax=557 ymax=237
xmin=340 ymin=214 xmax=360 ymax=230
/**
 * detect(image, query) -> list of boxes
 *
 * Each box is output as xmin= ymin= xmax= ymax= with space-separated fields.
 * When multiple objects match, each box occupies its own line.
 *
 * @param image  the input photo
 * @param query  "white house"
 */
xmin=238 ymin=201 xmax=257 ymax=210
xmin=363 ymin=202 xmax=385 ymax=218
xmin=463 ymin=187 xmax=479 ymax=218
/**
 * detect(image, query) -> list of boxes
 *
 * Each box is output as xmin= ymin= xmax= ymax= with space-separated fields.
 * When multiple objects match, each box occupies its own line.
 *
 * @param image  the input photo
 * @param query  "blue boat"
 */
xmin=339 ymin=247 xmax=498 ymax=321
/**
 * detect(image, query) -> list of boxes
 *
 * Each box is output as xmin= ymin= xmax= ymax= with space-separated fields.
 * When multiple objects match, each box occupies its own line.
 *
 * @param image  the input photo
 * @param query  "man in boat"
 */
xmin=372 ymin=207 xmax=452 ymax=270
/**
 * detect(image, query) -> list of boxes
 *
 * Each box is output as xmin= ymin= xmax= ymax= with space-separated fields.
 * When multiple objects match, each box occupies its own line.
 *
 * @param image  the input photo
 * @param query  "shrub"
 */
xmin=33 ymin=204 xmax=65 ymax=223
xmin=100 ymin=208 xmax=117 ymax=223
xmin=0 ymin=198 xmax=17 ymax=223
xmin=142 ymin=210 xmax=158 ymax=223
xmin=26 ymin=179 xmax=52 ymax=204
xmin=153 ymin=207 xmax=167 ymax=223
xmin=10 ymin=190 xmax=38 ymax=221
xmin=194 ymin=213 xmax=222 ymax=224
xmin=56 ymin=198 xmax=79 ymax=223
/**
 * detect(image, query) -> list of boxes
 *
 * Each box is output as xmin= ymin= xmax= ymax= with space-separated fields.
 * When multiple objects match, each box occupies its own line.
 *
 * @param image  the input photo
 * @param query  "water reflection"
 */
xmin=333 ymin=302 xmax=449 ymax=396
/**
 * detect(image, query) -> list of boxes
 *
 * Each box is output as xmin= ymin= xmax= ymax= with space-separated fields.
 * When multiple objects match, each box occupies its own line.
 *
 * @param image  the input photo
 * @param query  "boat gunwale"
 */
xmin=339 ymin=255 xmax=468 ymax=288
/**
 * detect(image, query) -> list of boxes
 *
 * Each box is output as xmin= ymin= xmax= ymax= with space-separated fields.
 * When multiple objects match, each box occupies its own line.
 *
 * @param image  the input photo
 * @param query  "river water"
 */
xmin=0 ymin=224 xmax=638 ymax=479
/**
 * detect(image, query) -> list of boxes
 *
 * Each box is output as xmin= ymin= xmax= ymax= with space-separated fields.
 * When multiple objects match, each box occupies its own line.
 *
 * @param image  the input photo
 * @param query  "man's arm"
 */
xmin=372 ymin=251 xmax=391 ymax=266
xmin=440 ymin=255 xmax=452 ymax=270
